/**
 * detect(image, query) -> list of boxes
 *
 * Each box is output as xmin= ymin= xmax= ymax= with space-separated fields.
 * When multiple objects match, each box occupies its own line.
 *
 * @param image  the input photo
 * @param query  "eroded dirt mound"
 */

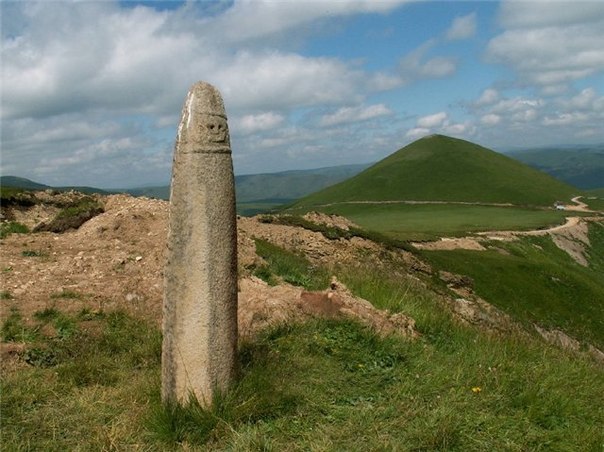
xmin=302 ymin=211 xmax=360 ymax=231
xmin=239 ymin=276 xmax=417 ymax=340
xmin=0 ymin=194 xmax=169 ymax=327
xmin=2 ymin=190 xmax=104 ymax=231
xmin=237 ymin=214 xmax=429 ymax=274
xmin=1 ymin=193 xmax=421 ymax=353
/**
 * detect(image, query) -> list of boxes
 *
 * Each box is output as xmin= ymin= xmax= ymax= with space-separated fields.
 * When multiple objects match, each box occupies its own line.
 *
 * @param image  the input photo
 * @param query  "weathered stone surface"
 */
xmin=162 ymin=82 xmax=238 ymax=406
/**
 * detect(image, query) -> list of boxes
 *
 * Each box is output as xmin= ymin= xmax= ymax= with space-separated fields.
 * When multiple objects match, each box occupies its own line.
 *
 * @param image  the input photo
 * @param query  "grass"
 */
xmin=21 ymin=249 xmax=47 ymax=257
xmin=0 ymin=186 xmax=36 ymax=207
xmin=237 ymin=200 xmax=286 ymax=216
xmin=2 ymin=225 xmax=603 ymax=449
xmin=50 ymin=289 xmax=83 ymax=299
xmin=34 ymin=196 xmax=104 ymax=233
xmin=584 ymin=195 xmax=604 ymax=212
xmin=420 ymin=223 xmax=604 ymax=349
xmin=252 ymin=238 xmax=330 ymax=290
xmin=1 ymin=308 xmax=39 ymax=342
xmin=0 ymin=221 xmax=29 ymax=239
xmin=1 ymin=309 xmax=162 ymax=450
xmin=55 ymin=197 xmax=103 ymax=220
xmin=293 ymin=135 xmax=579 ymax=208
xmin=289 ymin=203 xmax=573 ymax=241
xmin=1 ymin=290 xmax=14 ymax=300
xmin=2 ymin=271 xmax=603 ymax=449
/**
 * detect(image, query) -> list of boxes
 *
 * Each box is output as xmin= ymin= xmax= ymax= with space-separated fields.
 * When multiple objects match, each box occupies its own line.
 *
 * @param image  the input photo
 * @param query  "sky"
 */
xmin=1 ymin=0 xmax=603 ymax=188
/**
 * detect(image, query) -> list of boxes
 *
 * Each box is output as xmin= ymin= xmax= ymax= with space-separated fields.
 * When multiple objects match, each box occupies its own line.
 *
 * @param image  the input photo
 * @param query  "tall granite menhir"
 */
xmin=162 ymin=82 xmax=238 ymax=406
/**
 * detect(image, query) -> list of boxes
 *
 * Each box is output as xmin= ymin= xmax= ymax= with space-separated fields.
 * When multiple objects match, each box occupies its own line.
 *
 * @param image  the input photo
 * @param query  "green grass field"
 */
xmin=421 ymin=223 xmax=604 ymax=349
xmin=289 ymin=203 xmax=574 ymax=241
xmin=237 ymin=200 xmax=286 ymax=216
xmin=584 ymin=195 xmax=604 ymax=212
xmin=2 ymin=244 xmax=603 ymax=450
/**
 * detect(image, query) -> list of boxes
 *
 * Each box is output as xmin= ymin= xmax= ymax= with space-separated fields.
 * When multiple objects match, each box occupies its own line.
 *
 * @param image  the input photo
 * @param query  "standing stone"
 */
xmin=162 ymin=81 xmax=238 ymax=406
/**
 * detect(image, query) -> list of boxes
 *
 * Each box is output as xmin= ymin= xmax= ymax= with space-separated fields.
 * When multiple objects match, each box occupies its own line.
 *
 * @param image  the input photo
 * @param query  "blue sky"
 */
xmin=1 ymin=0 xmax=603 ymax=188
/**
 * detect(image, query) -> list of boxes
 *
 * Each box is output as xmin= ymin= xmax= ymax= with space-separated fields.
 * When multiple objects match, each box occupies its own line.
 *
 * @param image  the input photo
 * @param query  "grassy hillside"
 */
xmin=0 ymin=176 xmax=110 ymax=195
xmin=422 ymin=223 xmax=604 ymax=349
xmin=235 ymin=164 xmax=370 ymax=203
xmin=0 ymin=176 xmax=50 ymax=190
xmin=293 ymin=135 xmax=580 ymax=208
xmin=507 ymin=145 xmax=604 ymax=190
xmin=2 ymin=240 xmax=603 ymax=450
xmin=590 ymin=187 xmax=604 ymax=196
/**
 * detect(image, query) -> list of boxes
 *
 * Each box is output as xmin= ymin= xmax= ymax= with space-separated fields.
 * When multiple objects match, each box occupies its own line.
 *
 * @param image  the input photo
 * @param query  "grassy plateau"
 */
xmin=288 ymin=203 xmax=575 ymax=241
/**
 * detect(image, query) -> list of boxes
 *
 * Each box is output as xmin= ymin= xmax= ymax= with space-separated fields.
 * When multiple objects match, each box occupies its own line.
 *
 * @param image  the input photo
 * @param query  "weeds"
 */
xmin=50 ymin=289 xmax=82 ymax=299
xmin=0 ymin=290 xmax=14 ymax=299
xmin=252 ymin=238 xmax=330 ymax=290
xmin=21 ymin=249 xmax=46 ymax=257
xmin=0 ymin=221 xmax=29 ymax=239
xmin=1 ymin=308 xmax=39 ymax=342
xmin=33 ymin=197 xmax=104 ymax=233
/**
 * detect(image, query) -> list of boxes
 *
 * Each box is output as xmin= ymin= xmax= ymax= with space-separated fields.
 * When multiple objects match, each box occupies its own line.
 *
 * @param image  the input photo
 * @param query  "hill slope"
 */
xmin=0 ymin=176 xmax=110 ymax=195
xmin=507 ymin=146 xmax=604 ymax=190
xmin=293 ymin=135 xmax=580 ymax=208
xmin=1 ymin=193 xmax=603 ymax=450
xmin=2 ymin=164 xmax=370 ymax=205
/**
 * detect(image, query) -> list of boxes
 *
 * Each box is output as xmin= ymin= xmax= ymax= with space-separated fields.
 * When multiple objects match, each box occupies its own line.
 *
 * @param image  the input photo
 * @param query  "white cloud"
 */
xmin=405 ymin=127 xmax=431 ymax=139
xmin=511 ymin=109 xmax=538 ymax=123
xmin=476 ymin=88 xmax=499 ymax=106
xmin=320 ymin=104 xmax=392 ymax=127
xmin=1 ymin=1 xmax=406 ymax=121
xmin=562 ymin=88 xmax=598 ymax=110
xmin=2 ymin=0 xmax=603 ymax=187
xmin=417 ymin=111 xmax=447 ymax=128
xmin=498 ymin=0 xmax=604 ymax=29
xmin=235 ymin=112 xmax=285 ymax=134
xmin=542 ymin=112 xmax=589 ymax=126
xmin=216 ymin=51 xmax=367 ymax=112
xmin=467 ymin=85 xmax=604 ymax=149
xmin=399 ymin=40 xmax=457 ymax=83
xmin=204 ymin=0 xmax=410 ymax=43
xmin=490 ymin=97 xmax=543 ymax=114
xmin=486 ymin=1 xmax=604 ymax=91
xmin=1 ymin=1 xmax=418 ymax=185
xmin=446 ymin=13 xmax=477 ymax=41
xmin=480 ymin=114 xmax=501 ymax=126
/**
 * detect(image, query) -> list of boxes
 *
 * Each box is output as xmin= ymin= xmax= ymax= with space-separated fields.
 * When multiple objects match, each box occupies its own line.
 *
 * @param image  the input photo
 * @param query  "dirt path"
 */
xmin=564 ymin=196 xmax=592 ymax=212
xmin=418 ymin=215 xmax=603 ymax=267
xmin=478 ymin=216 xmax=584 ymax=239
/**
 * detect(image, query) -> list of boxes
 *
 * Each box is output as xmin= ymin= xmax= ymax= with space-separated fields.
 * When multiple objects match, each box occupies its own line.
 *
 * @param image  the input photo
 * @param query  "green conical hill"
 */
xmin=293 ymin=135 xmax=579 ymax=207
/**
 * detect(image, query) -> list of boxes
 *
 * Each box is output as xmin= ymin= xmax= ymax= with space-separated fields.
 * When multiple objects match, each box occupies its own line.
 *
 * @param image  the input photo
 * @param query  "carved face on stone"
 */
xmin=202 ymin=116 xmax=228 ymax=144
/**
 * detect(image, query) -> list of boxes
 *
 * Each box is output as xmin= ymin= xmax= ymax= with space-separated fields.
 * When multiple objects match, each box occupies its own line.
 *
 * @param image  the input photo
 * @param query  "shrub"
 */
xmin=34 ymin=197 xmax=104 ymax=233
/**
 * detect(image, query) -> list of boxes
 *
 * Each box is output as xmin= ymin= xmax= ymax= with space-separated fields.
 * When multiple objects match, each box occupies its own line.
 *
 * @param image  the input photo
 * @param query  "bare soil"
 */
xmin=1 ymin=194 xmax=420 ymax=356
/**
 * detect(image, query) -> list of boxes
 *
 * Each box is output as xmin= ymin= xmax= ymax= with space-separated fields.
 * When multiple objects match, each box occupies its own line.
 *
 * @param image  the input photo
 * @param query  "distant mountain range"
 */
xmin=0 ymin=176 xmax=112 ymax=195
xmin=117 ymin=163 xmax=371 ymax=203
xmin=2 ymin=141 xmax=602 ymax=211
xmin=505 ymin=145 xmax=604 ymax=190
